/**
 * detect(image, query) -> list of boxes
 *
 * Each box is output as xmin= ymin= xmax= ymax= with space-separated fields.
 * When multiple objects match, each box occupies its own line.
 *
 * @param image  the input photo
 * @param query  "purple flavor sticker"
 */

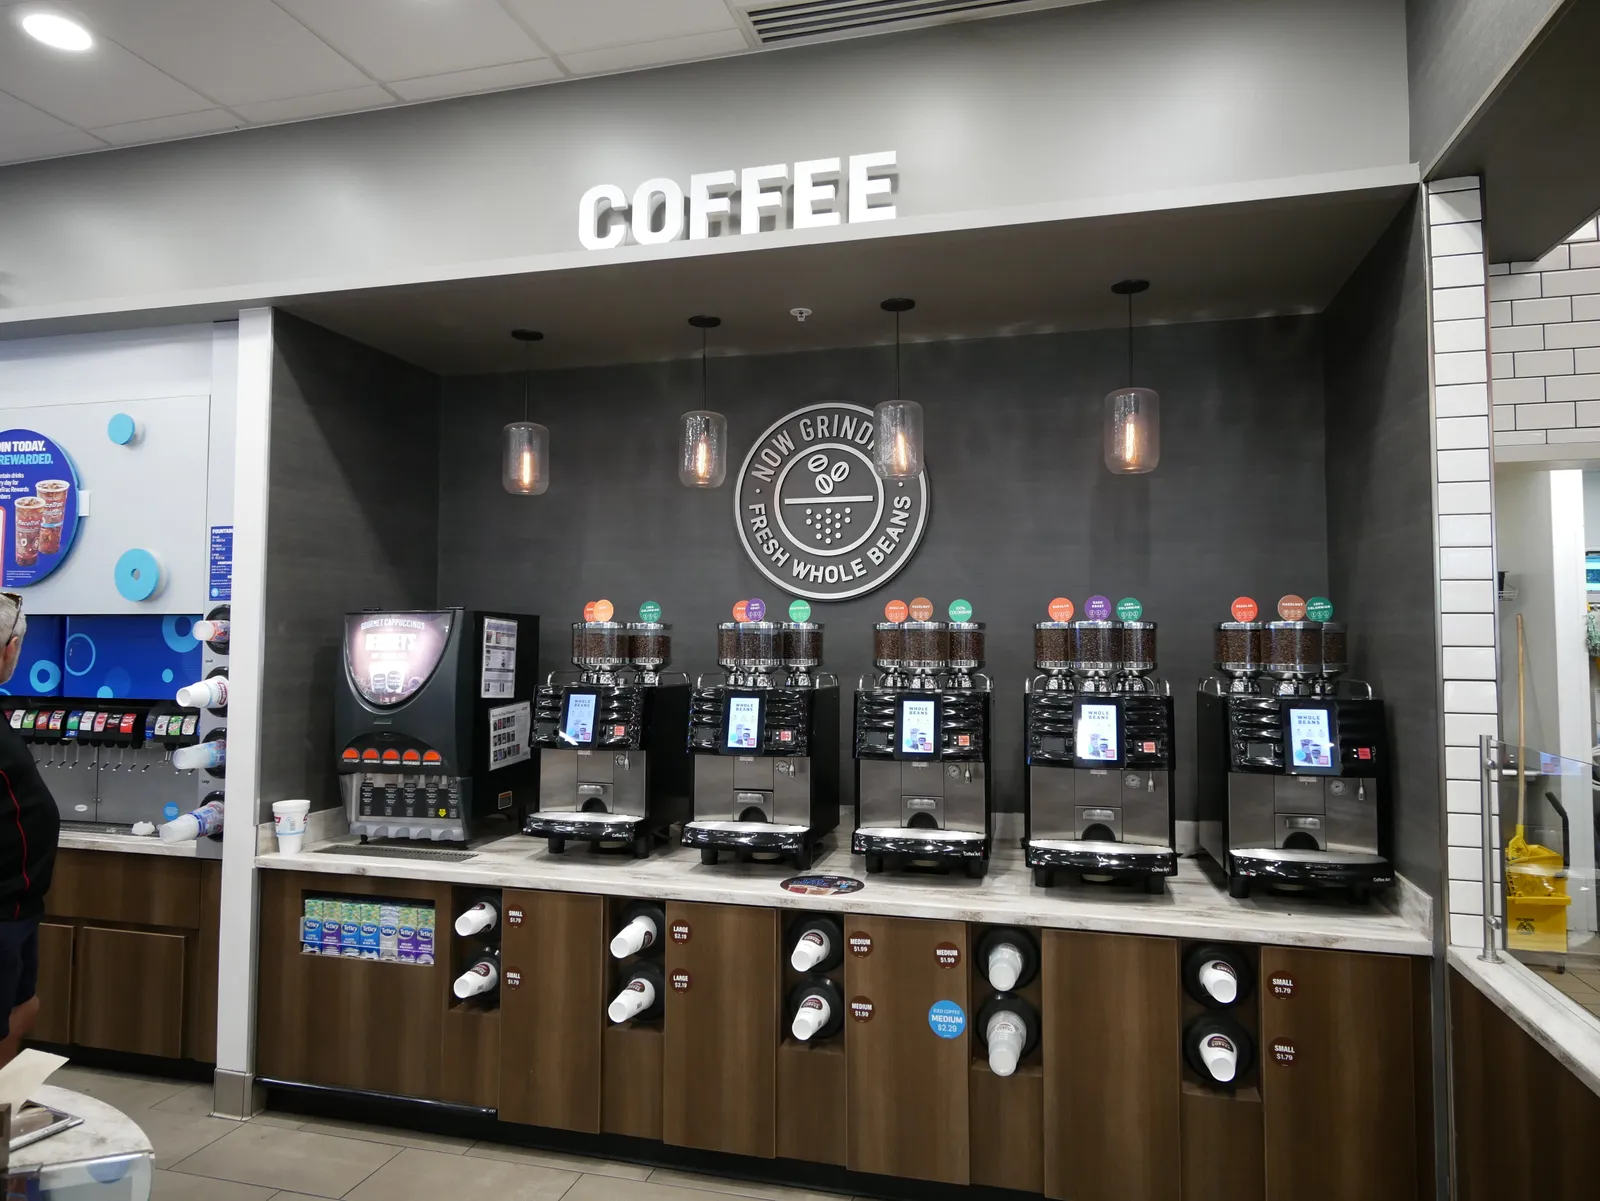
xmin=1085 ymin=594 xmax=1112 ymax=620
xmin=746 ymin=597 xmax=767 ymax=621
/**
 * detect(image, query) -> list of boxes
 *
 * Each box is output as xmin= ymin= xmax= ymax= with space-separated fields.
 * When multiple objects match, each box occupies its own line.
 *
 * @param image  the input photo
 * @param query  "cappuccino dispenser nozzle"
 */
xmin=454 ymin=901 xmax=498 ymax=938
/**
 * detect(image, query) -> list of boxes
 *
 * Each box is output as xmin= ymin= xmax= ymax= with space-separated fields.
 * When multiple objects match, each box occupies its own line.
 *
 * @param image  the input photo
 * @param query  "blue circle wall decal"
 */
xmin=114 ymin=549 xmax=162 ymax=601
xmin=107 ymin=414 xmax=137 ymax=445
xmin=64 ymin=633 xmax=95 ymax=676
xmin=162 ymin=614 xmax=198 ymax=652
xmin=29 ymin=660 xmax=60 ymax=692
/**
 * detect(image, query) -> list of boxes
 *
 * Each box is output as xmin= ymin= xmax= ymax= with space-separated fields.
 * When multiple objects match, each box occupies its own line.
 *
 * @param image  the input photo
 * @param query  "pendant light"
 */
xmin=873 ymin=297 xmax=923 ymax=479
xmin=1104 ymin=279 xmax=1160 ymax=475
xmin=679 ymin=315 xmax=728 ymax=488
xmin=502 ymin=329 xmax=550 ymax=495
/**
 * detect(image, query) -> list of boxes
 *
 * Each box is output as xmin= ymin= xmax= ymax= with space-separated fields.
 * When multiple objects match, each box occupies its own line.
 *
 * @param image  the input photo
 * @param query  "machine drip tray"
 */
xmin=314 ymin=844 xmax=477 ymax=863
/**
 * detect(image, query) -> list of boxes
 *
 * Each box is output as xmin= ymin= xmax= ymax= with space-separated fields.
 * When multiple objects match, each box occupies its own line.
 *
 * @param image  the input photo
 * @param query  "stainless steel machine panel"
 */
xmin=735 ymin=790 xmax=773 ymax=820
xmin=901 ymin=760 xmax=943 ymax=797
xmin=1075 ymin=769 xmax=1120 ymax=807
xmin=773 ymin=758 xmax=811 ymax=826
xmin=539 ymin=749 xmax=579 ymax=812
xmin=1227 ymin=773 xmax=1276 ymax=849
xmin=1075 ymin=805 xmax=1121 ymax=839
xmin=1275 ymin=812 xmax=1325 ymax=849
xmin=1325 ymin=777 xmax=1379 ymax=854
xmin=575 ymin=749 xmax=613 ymax=784
xmin=693 ymin=755 xmax=736 ymax=820
xmin=942 ymin=761 xmax=986 ymax=834
xmin=902 ymin=794 xmax=943 ymax=827
xmin=858 ymin=759 xmax=901 ymax=827
xmin=610 ymin=752 xmax=648 ymax=817
xmin=40 ymin=750 xmax=98 ymax=822
xmin=576 ymin=782 xmax=613 ymax=811
xmin=734 ymin=756 xmax=775 ymax=791
xmin=1028 ymin=766 xmax=1075 ymax=839
xmin=1274 ymin=775 xmax=1324 ymax=814
xmin=1120 ymin=769 xmax=1170 ymax=846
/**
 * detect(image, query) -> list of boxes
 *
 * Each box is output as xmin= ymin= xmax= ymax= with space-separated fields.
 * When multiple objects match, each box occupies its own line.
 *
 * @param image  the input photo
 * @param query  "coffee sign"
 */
xmin=736 ymin=403 xmax=929 ymax=601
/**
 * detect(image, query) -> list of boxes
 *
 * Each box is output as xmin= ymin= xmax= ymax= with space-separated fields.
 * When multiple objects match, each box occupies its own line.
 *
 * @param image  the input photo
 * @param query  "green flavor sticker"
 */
xmin=788 ymin=598 xmax=812 ymax=622
xmin=638 ymin=601 xmax=662 ymax=623
xmin=1306 ymin=596 xmax=1334 ymax=622
xmin=1115 ymin=597 xmax=1144 ymax=621
xmin=948 ymin=599 xmax=973 ymax=622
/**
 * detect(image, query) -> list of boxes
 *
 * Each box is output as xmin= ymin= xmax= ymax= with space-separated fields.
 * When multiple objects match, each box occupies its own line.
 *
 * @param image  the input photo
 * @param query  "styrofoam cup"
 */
xmin=273 ymin=799 xmax=311 ymax=853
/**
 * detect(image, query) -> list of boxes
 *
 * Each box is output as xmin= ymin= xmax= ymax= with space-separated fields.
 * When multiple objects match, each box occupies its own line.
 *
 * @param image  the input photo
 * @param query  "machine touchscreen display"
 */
xmin=561 ymin=691 xmax=599 ymax=747
xmin=725 ymin=694 xmax=764 ymax=752
xmin=1285 ymin=704 xmax=1338 ymax=774
xmin=897 ymin=697 xmax=940 ymax=758
xmin=1074 ymin=700 xmax=1121 ymax=767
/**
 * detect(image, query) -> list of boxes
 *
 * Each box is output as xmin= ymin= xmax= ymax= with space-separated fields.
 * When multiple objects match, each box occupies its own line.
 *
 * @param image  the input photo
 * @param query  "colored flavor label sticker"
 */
xmin=780 ymin=875 xmax=865 ymax=895
xmin=1306 ymin=596 xmax=1334 ymax=622
xmin=948 ymin=599 xmax=973 ymax=622
xmin=848 ymin=932 xmax=873 ymax=957
xmin=788 ymin=598 xmax=812 ymax=622
xmin=1231 ymin=596 xmax=1259 ymax=622
xmin=746 ymin=597 xmax=766 ymax=621
xmin=1277 ymin=594 xmax=1307 ymax=620
xmin=593 ymin=599 xmax=614 ymax=621
xmin=582 ymin=601 xmax=598 ymax=622
xmin=638 ymin=601 xmax=662 ymax=622
xmin=1048 ymin=597 xmax=1075 ymax=622
xmin=884 ymin=599 xmax=909 ymax=623
xmin=935 ymin=942 xmax=961 ymax=969
xmin=1116 ymin=597 xmax=1143 ymax=621
xmin=732 ymin=599 xmax=750 ymax=622
xmin=928 ymin=1000 xmax=966 ymax=1039
xmin=1085 ymin=595 xmax=1112 ymax=620
xmin=850 ymin=997 xmax=875 ymax=1022
xmin=909 ymin=597 xmax=934 ymax=620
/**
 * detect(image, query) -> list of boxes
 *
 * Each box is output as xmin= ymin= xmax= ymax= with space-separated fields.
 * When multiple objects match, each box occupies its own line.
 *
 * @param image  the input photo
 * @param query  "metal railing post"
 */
xmin=1479 ymin=734 xmax=1502 ymax=962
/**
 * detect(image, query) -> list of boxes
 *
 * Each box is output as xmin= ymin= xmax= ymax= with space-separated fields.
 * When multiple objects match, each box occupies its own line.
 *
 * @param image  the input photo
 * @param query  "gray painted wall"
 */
xmin=261 ymin=313 xmax=440 ymax=816
xmin=1406 ymin=0 xmax=1563 ymax=174
xmin=0 ymin=0 xmax=1409 ymax=318
xmin=436 ymin=318 xmax=1329 ymax=821
xmin=1323 ymin=192 xmax=1441 ymax=899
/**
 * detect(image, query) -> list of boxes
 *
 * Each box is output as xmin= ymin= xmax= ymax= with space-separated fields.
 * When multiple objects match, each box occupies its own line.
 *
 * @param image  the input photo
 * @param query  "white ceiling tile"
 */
xmin=559 ymin=28 xmax=748 ymax=76
xmin=389 ymin=58 xmax=562 ymax=102
xmin=0 ymin=90 xmax=104 ymax=164
xmin=274 ymin=0 xmax=544 ymax=82
xmin=90 ymin=107 xmax=241 ymax=147
xmin=0 ymin=10 xmax=214 ymax=127
xmin=503 ymin=0 xmax=741 ymax=54
xmin=61 ymin=0 xmax=371 ymax=107
xmin=233 ymin=84 xmax=393 ymax=125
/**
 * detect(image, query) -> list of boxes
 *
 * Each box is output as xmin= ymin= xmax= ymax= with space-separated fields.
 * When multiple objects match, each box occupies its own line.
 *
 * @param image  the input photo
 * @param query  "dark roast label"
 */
xmin=848 ymin=932 xmax=873 ymax=957
xmin=1272 ymin=1038 xmax=1297 ymax=1065
xmin=1270 ymin=974 xmax=1295 ymax=998
xmin=935 ymin=942 xmax=961 ymax=969
xmin=670 ymin=970 xmax=691 ymax=992
xmin=850 ymin=996 xmax=875 ymax=1022
xmin=735 ymin=402 xmax=930 ymax=601
xmin=670 ymin=920 xmax=692 ymax=943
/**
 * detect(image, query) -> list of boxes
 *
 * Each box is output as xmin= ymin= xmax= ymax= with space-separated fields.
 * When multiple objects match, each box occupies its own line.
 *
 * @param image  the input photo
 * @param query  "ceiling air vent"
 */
xmin=745 ymin=0 xmax=1049 ymax=45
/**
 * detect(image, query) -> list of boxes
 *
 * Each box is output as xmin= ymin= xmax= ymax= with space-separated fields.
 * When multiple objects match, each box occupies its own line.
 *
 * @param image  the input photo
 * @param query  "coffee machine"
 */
xmin=852 ymin=603 xmax=991 ymax=877
xmin=682 ymin=614 xmax=839 ymax=870
xmin=1023 ymin=602 xmax=1177 ymax=893
xmin=335 ymin=608 xmax=538 ymax=842
xmin=1197 ymin=599 xmax=1392 ymax=900
xmin=524 ymin=609 xmax=691 ymax=858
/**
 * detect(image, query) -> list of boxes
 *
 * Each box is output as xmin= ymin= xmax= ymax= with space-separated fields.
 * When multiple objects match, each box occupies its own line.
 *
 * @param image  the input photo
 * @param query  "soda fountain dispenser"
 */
xmin=683 ymin=598 xmax=840 ymax=870
xmin=1197 ymin=595 xmax=1393 ymax=900
xmin=1024 ymin=597 xmax=1177 ymax=892
xmin=334 ymin=608 xmax=538 ymax=842
xmin=852 ymin=598 xmax=991 ymax=877
xmin=524 ymin=602 xmax=691 ymax=858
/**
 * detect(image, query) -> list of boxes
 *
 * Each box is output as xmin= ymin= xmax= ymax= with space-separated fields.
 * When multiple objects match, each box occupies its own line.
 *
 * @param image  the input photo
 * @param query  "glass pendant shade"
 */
xmin=678 ymin=410 xmax=727 ymax=488
xmin=502 ymin=421 xmax=549 ymax=494
xmin=1103 ymin=387 xmax=1160 ymax=474
xmin=873 ymin=399 xmax=924 ymax=479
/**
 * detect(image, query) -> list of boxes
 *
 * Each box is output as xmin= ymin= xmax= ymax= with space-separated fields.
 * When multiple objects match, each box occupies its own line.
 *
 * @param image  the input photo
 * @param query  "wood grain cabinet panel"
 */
xmin=441 ymin=1005 xmax=501 ymax=1111
xmin=1042 ymin=930 xmax=1180 ymax=1201
xmin=970 ymin=1062 xmax=1043 ymax=1194
xmin=497 ymin=890 xmax=605 ymax=1132
xmin=72 ymin=926 xmax=186 ymax=1058
xmin=33 ymin=922 xmax=74 ymax=1046
xmin=47 ymin=852 xmax=200 ymax=928
xmin=602 ymin=1025 xmax=663 ymax=1140
xmin=663 ymin=902 xmax=779 ymax=1158
xmin=844 ymin=915 xmax=970 ymax=1185
xmin=777 ymin=1041 xmax=846 ymax=1166
xmin=1258 ymin=947 xmax=1417 ymax=1201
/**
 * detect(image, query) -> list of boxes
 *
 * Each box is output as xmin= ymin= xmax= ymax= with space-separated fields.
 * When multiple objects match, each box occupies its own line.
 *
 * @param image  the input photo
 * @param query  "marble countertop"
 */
xmin=58 ymin=826 xmax=215 ymax=858
xmin=11 ymin=1084 xmax=154 ymax=1174
xmin=259 ymin=832 xmax=1431 ymax=955
xmin=1450 ymin=947 xmax=1600 ymax=1099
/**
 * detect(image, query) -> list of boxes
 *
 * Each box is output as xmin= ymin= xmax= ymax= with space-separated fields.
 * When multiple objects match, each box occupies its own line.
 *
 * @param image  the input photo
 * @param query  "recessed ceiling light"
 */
xmin=20 ymin=12 xmax=94 ymax=52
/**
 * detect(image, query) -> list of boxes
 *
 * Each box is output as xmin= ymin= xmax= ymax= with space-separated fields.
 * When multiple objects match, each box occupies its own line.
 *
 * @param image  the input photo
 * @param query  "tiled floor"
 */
xmin=53 ymin=1066 xmax=866 ymax=1201
xmin=1530 ymin=961 xmax=1600 ymax=1020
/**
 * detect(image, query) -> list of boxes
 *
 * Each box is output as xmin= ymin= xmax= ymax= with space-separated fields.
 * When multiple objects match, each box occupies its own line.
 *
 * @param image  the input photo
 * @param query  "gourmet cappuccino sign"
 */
xmin=736 ymin=403 xmax=928 ymax=602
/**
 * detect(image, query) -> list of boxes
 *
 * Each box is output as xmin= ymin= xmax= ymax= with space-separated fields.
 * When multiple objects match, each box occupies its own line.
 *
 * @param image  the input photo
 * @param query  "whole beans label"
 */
xmin=884 ymin=599 xmax=908 ymax=623
xmin=909 ymin=597 xmax=934 ymax=620
xmin=1231 ymin=596 xmax=1259 ymax=621
xmin=1048 ymin=597 xmax=1075 ymax=622
xmin=1278 ymin=594 xmax=1307 ymax=620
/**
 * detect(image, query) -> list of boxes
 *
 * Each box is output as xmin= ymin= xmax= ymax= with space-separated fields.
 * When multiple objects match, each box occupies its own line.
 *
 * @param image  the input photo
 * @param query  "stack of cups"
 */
xmin=273 ymin=798 xmax=311 ymax=853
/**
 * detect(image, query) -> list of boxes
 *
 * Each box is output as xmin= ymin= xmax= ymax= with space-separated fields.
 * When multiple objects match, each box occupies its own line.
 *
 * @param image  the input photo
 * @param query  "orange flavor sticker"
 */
xmin=1231 ymin=596 xmax=1259 ymax=622
xmin=732 ymin=599 xmax=750 ymax=622
xmin=909 ymin=597 xmax=934 ymax=621
xmin=884 ymin=599 xmax=909 ymax=623
xmin=1048 ymin=597 xmax=1075 ymax=622
xmin=1277 ymin=594 xmax=1307 ymax=621
xmin=582 ymin=601 xmax=597 ymax=622
xmin=593 ymin=599 xmax=614 ymax=621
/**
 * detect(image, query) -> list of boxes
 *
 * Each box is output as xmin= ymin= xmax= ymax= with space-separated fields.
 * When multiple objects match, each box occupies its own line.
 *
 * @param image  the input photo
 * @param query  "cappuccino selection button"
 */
xmin=361 ymin=749 xmax=380 ymax=762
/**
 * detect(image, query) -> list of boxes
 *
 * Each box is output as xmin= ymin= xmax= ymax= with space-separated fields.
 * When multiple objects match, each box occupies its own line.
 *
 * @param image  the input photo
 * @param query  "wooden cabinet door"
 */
xmin=844 ymin=916 xmax=970 ymax=1185
xmin=663 ymin=902 xmax=779 ymax=1158
xmin=1259 ymin=948 xmax=1417 ymax=1201
xmin=1041 ymin=930 xmax=1180 ymax=1201
xmin=32 ymin=923 xmax=74 ymax=1045
xmin=497 ymin=890 xmax=605 ymax=1132
xmin=73 ymin=926 xmax=186 ymax=1058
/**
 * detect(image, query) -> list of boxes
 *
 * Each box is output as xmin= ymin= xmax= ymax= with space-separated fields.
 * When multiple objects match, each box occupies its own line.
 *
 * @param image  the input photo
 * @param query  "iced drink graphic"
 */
xmin=35 ymin=480 xmax=69 ymax=554
xmin=13 ymin=496 xmax=44 ymax=566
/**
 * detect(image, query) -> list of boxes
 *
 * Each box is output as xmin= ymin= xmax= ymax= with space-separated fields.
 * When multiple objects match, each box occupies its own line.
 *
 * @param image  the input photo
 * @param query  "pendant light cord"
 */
xmin=522 ymin=341 xmax=530 ymax=422
xmin=895 ymin=309 xmax=902 ymax=397
xmin=702 ymin=325 xmax=709 ymax=407
xmin=1126 ymin=290 xmax=1133 ymax=386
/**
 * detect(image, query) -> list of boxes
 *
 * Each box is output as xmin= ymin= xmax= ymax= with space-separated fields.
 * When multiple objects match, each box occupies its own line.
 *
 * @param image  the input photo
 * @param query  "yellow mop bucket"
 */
xmin=1505 ymin=819 xmax=1570 ymax=954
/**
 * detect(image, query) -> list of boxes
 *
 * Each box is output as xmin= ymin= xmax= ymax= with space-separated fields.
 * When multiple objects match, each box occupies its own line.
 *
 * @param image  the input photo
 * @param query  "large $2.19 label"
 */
xmin=736 ymin=403 xmax=930 ymax=602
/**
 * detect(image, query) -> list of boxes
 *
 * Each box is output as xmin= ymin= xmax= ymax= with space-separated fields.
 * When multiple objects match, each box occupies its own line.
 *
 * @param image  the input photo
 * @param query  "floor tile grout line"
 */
xmin=332 ymin=1140 xmax=406 ymax=1199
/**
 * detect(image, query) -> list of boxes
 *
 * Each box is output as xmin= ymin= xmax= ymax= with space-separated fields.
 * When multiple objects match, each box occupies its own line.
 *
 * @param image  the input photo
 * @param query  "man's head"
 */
xmin=0 ymin=593 xmax=26 ymax=686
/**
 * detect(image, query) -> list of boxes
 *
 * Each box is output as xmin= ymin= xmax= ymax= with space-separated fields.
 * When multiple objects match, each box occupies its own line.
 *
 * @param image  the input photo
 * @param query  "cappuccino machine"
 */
xmin=853 ymin=598 xmax=992 ymax=877
xmin=683 ymin=598 xmax=839 ymax=870
xmin=524 ymin=601 xmax=691 ymax=858
xmin=335 ymin=608 xmax=537 ymax=842
xmin=1023 ymin=596 xmax=1177 ymax=893
xmin=1197 ymin=595 xmax=1393 ymax=900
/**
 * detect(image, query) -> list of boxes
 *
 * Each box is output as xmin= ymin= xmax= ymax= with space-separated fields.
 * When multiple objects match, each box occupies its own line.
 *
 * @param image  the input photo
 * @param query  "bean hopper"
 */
xmin=853 ymin=599 xmax=992 ymax=876
xmin=683 ymin=599 xmax=840 ymax=869
xmin=524 ymin=602 xmax=691 ymax=858
xmin=1197 ymin=596 xmax=1392 ymax=900
xmin=1023 ymin=596 xmax=1177 ymax=892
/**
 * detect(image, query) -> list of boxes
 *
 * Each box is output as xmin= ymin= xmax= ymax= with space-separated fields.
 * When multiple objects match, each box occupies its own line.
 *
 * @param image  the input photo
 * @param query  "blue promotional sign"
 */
xmin=928 ymin=999 xmax=966 ymax=1039
xmin=209 ymin=526 xmax=234 ymax=601
xmin=0 ymin=429 xmax=81 ymax=588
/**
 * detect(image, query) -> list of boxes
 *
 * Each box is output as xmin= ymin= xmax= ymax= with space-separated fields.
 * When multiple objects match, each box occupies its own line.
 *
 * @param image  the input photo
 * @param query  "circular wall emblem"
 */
xmin=735 ymin=403 xmax=929 ymax=602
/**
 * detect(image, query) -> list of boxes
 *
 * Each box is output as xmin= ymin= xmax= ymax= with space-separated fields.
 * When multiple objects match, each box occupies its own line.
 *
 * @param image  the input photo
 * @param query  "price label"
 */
xmin=788 ymin=598 xmax=812 ymax=622
xmin=909 ymin=597 xmax=934 ymax=620
xmin=850 ymin=997 xmax=875 ymax=1022
xmin=884 ymin=599 xmax=908 ymax=623
xmin=506 ymin=908 xmax=525 ymax=926
xmin=1048 ymin=597 xmax=1075 ymax=622
xmin=1278 ymin=594 xmax=1307 ymax=621
xmin=638 ymin=601 xmax=662 ymax=622
xmin=848 ymin=931 xmax=873 ymax=957
xmin=505 ymin=969 xmax=523 ymax=989
xmin=935 ymin=941 xmax=961 ymax=969
xmin=670 ymin=920 xmax=692 ymax=943
xmin=928 ymin=1000 xmax=966 ymax=1039
xmin=1272 ymin=1038 xmax=1297 ymax=1065
xmin=1231 ymin=596 xmax=1259 ymax=622
xmin=671 ymin=970 xmax=692 ymax=992
xmin=1270 ymin=973 xmax=1295 ymax=998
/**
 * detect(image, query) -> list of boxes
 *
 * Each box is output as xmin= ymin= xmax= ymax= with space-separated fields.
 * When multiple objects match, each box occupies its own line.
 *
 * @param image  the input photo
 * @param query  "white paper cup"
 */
xmin=273 ymin=799 xmax=311 ymax=853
